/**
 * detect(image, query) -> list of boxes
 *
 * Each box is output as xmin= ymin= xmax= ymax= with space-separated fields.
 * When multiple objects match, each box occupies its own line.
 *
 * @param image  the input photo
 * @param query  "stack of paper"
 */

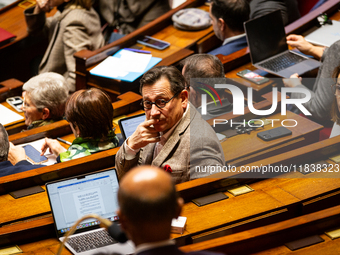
xmin=0 ymin=104 xmax=24 ymax=126
xmin=90 ymin=49 xmax=162 ymax=82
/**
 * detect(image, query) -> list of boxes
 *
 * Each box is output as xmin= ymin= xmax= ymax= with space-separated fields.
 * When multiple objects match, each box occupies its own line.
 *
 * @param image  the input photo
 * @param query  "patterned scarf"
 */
xmin=59 ymin=130 xmax=119 ymax=162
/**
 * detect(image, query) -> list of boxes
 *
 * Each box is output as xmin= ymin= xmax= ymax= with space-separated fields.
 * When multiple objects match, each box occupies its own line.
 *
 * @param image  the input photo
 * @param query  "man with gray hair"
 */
xmin=22 ymin=72 xmax=69 ymax=130
xmin=0 ymin=124 xmax=43 ymax=177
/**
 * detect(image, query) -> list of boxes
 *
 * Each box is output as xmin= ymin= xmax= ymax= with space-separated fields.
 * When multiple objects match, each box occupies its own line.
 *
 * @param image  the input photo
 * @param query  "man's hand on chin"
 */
xmin=127 ymin=119 xmax=161 ymax=150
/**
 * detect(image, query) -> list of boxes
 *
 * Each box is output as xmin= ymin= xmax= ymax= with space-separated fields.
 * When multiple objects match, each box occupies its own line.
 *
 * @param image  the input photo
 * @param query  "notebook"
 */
xmin=118 ymin=113 xmax=146 ymax=140
xmin=46 ymin=169 xmax=134 ymax=255
xmin=244 ymin=10 xmax=320 ymax=78
xmin=0 ymin=27 xmax=16 ymax=47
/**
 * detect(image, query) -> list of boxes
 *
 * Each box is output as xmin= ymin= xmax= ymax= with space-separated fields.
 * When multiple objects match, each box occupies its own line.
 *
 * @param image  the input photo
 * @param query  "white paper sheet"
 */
xmin=118 ymin=50 xmax=152 ymax=73
xmin=0 ymin=104 xmax=24 ymax=126
xmin=89 ymin=49 xmax=152 ymax=79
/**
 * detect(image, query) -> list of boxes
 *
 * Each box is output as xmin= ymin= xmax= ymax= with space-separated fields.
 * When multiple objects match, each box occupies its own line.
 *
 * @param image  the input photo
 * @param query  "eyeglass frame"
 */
xmin=141 ymin=91 xmax=181 ymax=110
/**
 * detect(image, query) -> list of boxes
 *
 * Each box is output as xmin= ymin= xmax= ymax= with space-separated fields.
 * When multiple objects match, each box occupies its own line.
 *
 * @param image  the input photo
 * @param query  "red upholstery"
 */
xmin=297 ymin=0 xmax=320 ymax=16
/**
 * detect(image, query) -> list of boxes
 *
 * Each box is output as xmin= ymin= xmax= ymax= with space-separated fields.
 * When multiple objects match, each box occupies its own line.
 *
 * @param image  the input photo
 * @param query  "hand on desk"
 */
xmin=8 ymin=142 xmax=26 ymax=165
xmin=286 ymin=34 xmax=324 ymax=60
xmin=283 ymin=73 xmax=302 ymax=88
xmin=127 ymin=119 xmax=160 ymax=151
xmin=41 ymin=138 xmax=66 ymax=157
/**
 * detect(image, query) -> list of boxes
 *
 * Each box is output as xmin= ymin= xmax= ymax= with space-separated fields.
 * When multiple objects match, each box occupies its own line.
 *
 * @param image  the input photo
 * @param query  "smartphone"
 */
xmin=192 ymin=192 xmax=228 ymax=207
xmin=6 ymin=96 xmax=23 ymax=112
xmin=23 ymin=145 xmax=48 ymax=164
xmin=257 ymin=127 xmax=292 ymax=141
xmin=237 ymin=69 xmax=269 ymax=85
xmin=137 ymin=36 xmax=170 ymax=50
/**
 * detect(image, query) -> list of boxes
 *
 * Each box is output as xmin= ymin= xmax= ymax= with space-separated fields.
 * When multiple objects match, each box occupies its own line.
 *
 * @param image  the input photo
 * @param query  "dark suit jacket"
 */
xmin=0 ymin=160 xmax=44 ymax=177
xmin=250 ymin=0 xmax=300 ymax=26
xmin=137 ymin=244 xmax=225 ymax=255
xmin=208 ymin=36 xmax=248 ymax=56
xmin=115 ymin=103 xmax=225 ymax=184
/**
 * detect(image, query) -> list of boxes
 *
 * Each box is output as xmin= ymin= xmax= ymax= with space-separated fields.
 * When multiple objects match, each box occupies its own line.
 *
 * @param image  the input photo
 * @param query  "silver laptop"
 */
xmin=46 ymin=169 xmax=134 ymax=255
xmin=244 ymin=10 xmax=320 ymax=78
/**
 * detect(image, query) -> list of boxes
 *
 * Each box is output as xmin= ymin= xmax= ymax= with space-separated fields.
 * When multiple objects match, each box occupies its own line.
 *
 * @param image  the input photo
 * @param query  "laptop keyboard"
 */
xmin=67 ymin=229 xmax=117 ymax=253
xmin=259 ymin=52 xmax=305 ymax=72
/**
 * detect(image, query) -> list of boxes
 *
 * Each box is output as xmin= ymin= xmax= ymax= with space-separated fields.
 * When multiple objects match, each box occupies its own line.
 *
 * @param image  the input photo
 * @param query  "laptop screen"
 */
xmin=245 ymin=9 xmax=288 ymax=64
xmin=46 ymin=169 xmax=120 ymax=236
xmin=119 ymin=113 xmax=146 ymax=140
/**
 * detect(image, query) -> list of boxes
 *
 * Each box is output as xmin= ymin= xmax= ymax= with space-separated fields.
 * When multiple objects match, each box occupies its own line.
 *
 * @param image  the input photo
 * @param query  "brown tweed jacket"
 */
xmin=99 ymin=0 xmax=170 ymax=34
xmin=25 ymin=6 xmax=104 ymax=91
xmin=115 ymin=103 xmax=225 ymax=184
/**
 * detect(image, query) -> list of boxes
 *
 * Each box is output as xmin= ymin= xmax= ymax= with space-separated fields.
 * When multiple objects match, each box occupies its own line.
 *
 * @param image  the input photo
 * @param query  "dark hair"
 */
xmin=211 ymin=0 xmax=250 ymax=32
xmin=118 ymin=180 xmax=178 ymax=224
xmin=0 ymin=124 xmax=9 ymax=162
xmin=331 ymin=66 xmax=340 ymax=124
xmin=65 ymin=88 xmax=113 ymax=139
xmin=140 ymin=66 xmax=186 ymax=96
xmin=181 ymin=54 xmax=225 ymax=87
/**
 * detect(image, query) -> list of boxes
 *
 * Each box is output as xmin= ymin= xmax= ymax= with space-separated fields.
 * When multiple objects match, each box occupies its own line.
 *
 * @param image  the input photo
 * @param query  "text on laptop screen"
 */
xmin=245 ymin=9 xmax=288 ymax=64
xmin=47 ymin=170 xmax=119 ymax=235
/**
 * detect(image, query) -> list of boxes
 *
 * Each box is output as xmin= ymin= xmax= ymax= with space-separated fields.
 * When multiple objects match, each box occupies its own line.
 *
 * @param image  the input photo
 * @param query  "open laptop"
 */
xmin=46 ymin=169 xmax=134 ymax=255
xmin=244 ymin=9 xmax=320 ymax=78
xmin=118 ymin=113 xmax=146 ymax=140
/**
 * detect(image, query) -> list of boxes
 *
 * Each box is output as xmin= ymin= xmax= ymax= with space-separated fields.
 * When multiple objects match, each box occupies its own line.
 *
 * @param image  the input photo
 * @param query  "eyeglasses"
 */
xmin=331 ymin=83 xmax=340 ymax=97
xmin=141 ymin=91 xmax=180 ymax=110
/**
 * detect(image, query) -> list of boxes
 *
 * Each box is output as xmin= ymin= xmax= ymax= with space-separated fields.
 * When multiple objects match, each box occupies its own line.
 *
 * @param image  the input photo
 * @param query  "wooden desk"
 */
xmin=2 ymin=163 xmax=340 ymax=250
xmin=181 ymin=204 xmax=340 ymax=254
xmin=218 ymin=110 xmax=322 ymax=167
xmin=0 ymin=1 xmax=56 ymax=82
xmin=0 ymin=78 xmax=23 ymax=102
xmin=74 ymin=0 xmax=213 ymax=98
xmin=3 ymin=132 xmax=340 ymax=247
xmin=2 ymin=100 xmax=25 ymax=134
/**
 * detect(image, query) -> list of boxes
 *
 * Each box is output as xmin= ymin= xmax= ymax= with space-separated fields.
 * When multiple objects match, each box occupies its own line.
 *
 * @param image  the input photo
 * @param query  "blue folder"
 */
xmin=89 ymin=49 xmax=162 ymax=82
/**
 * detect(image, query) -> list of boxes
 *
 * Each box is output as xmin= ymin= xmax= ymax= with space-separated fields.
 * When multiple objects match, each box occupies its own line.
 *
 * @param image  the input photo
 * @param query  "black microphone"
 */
xmin=108 ymin=223 xmax=128 ymax=243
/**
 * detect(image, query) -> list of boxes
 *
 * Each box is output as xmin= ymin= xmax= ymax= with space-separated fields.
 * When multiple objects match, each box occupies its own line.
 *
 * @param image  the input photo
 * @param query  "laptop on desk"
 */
xmin=244 ymin=9 xmax=320 ymax=78
xmin=46 ymin=169 xmax=134 ymax=255
xmin=118 ymin=113 xmax=146 ymax=141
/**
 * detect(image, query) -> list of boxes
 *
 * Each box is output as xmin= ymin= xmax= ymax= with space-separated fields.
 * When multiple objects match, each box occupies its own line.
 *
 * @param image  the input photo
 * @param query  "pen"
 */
xmin=57 ymin=137 xmax=72 ymax=145
xmin=124 ymin=48 xmax=151 ymax=54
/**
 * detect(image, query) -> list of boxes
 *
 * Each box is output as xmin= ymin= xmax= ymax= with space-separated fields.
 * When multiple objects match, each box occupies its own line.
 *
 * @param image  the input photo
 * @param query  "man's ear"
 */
xmin=41 ymin=108 xmax=50 ymax=120
xmin=175 ymin=197 xmax=184 ymax=218
xmin=180 ymin=89 xmax=189 ymax=108
xmin=218 ymin=18 xmax=225 ymax=32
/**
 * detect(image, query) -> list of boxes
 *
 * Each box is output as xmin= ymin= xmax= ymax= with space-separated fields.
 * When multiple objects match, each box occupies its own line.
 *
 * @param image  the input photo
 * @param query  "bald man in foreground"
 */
xmin=117 ymin=166 xmax=225 ymax=255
